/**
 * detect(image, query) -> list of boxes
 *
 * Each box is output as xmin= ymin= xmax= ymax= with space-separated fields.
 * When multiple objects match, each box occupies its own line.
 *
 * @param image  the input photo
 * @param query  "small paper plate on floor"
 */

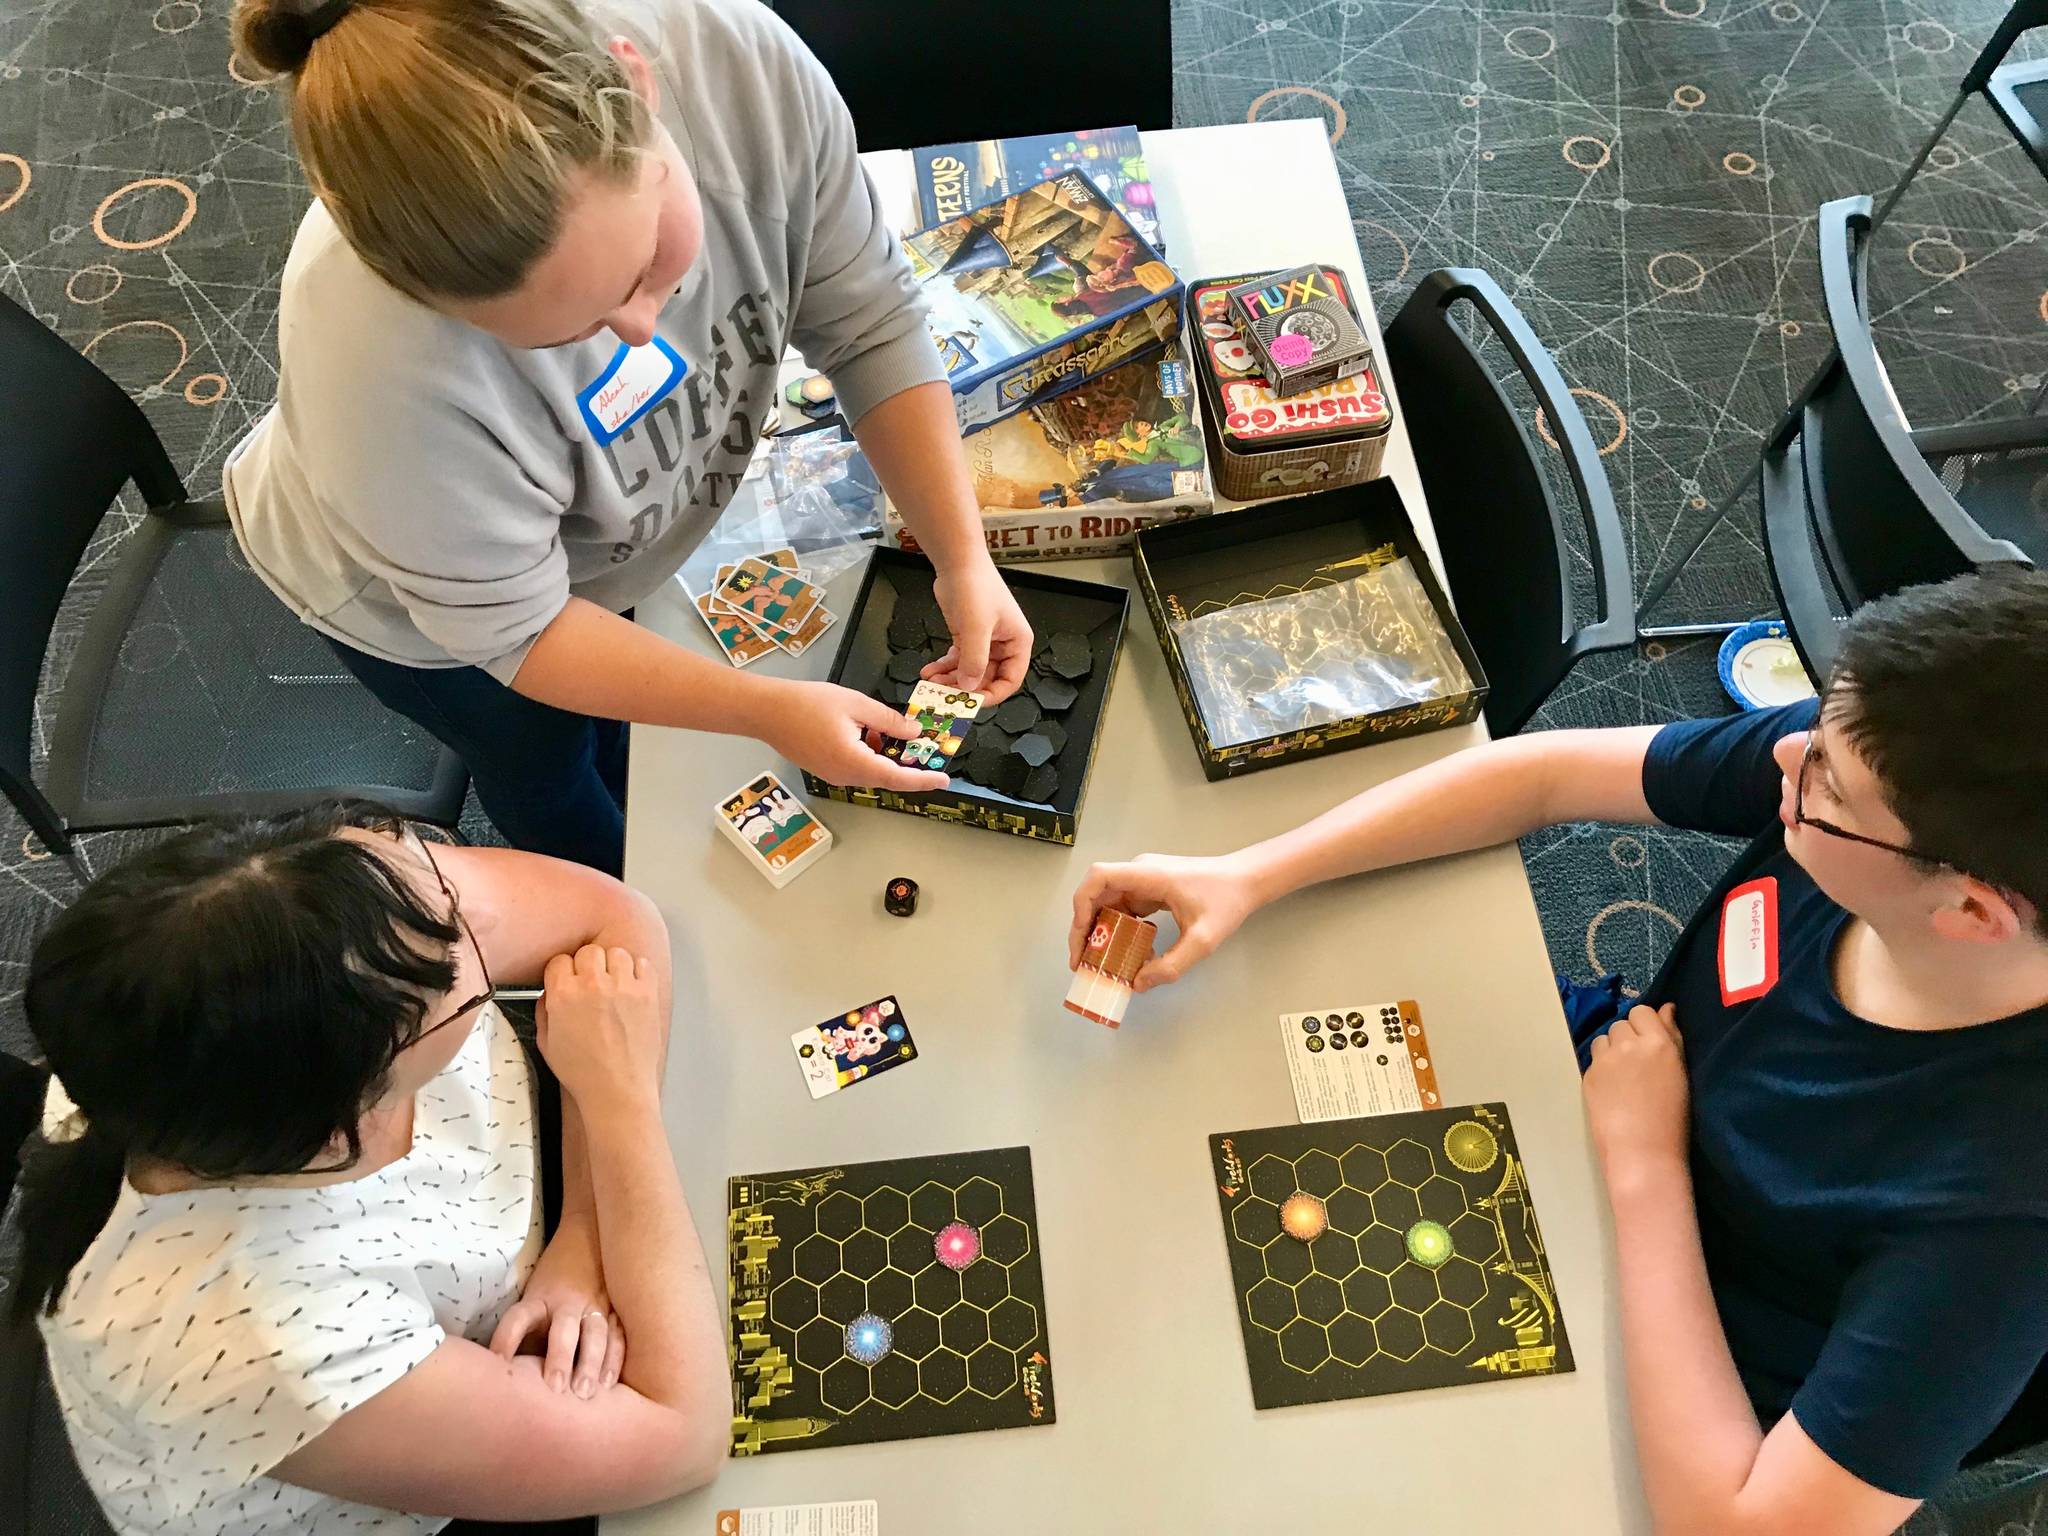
xmin=1718 ymin=620 xmax=1816 ymax=711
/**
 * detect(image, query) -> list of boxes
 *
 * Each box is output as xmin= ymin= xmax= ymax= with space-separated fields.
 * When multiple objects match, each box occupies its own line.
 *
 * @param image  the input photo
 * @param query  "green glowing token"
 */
xmin=1405 ymin=1220 xmax=1454 ymax=1268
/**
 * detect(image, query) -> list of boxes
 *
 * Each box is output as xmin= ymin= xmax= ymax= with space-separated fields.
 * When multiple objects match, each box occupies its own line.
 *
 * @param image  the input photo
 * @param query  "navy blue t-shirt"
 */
xmin=1640 ymin=701 xmax=2048 ymax=1498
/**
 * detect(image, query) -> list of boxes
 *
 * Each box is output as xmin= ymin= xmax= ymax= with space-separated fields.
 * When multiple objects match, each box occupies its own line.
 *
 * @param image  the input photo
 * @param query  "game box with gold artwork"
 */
xmin=1133 ymin=481 xmax=1488 ymax=780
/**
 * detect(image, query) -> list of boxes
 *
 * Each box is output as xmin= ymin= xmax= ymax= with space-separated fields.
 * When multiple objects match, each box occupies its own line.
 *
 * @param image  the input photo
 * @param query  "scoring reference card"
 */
xmin=715 ymin=1503 xmax=878 ymax=1536
xmin=1280 ymin=1000 xmax=1440 ymax=1122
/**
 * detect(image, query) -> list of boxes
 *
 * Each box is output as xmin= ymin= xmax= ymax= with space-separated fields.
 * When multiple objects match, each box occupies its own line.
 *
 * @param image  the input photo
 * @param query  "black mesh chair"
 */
xmin=0 ymin=295 xmax=467 ymax=883
xmin=767 ymin=0 xmax=1171 ymax=149
xmin=1758 ymin=197 xmax=2034 ymax=680
xmin=1383 ymin=269 xmax=1635 ymax=737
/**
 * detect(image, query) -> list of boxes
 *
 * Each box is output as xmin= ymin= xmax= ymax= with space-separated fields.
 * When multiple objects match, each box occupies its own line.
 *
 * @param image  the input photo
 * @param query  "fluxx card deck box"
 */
xmin=1225 ymin=264 xmax=1375 ymax=397
xmin=904 ymin=171 xmax=1183 ymax=433
xmin=803 ymin=549 xmax=1128 ymax=843
xmin=1189 ymin=270 xmax=1391 ymax=501
xmin=1132 ymin=481 xmax=1489 ymax=780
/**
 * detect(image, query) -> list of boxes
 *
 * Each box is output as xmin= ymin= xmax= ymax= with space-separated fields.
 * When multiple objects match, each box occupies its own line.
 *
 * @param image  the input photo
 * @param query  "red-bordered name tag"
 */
xmin=1717 ymin=876 xmax=1780 ymax=1005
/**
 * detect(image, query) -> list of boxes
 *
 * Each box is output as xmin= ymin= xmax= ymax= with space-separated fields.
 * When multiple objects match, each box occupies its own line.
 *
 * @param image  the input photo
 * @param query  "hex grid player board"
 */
xmin=727 ymin=1146 xmax=1056 ymax=1455
xmin=1209 ymin=1104 xmax=1573 ymax=1410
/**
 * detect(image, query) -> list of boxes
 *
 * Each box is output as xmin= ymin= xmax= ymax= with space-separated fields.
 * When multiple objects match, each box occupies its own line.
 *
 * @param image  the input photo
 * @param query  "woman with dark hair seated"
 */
xmin=12 ymin=805 xmax=728 ymax=1535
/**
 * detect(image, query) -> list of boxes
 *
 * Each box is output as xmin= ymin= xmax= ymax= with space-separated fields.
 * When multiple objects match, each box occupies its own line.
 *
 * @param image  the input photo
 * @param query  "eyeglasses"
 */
xmin=1793 ymin=734 xmax=1936 ymax=865
xmin=415 ymin=838 xmax=494 ymax=1043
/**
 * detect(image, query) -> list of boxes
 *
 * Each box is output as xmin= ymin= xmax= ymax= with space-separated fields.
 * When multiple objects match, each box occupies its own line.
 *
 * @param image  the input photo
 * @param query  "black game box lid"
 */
xmin=803 ymin=548 xmax=1129 ymax=842
xmin=1133 ymin=482 xmax=1488 ymax=779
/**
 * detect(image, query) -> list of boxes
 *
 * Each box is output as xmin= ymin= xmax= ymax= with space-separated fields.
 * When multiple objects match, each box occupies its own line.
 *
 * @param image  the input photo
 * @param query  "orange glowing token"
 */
xmin=1279 ymin=1192 xmax=1328 ymax=1242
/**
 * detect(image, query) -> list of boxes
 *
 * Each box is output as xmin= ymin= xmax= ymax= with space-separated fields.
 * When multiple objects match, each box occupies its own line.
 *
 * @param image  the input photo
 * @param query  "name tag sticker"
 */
xmin=577 ymin=336 xmax=687 ymax=444
xmin=1717 ymin=876 xmax=1780 ymax=1005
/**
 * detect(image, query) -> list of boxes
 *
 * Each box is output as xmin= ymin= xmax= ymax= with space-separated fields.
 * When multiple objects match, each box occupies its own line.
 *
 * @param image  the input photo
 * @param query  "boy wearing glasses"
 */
xmin=1068 ymin=568 xmax=2048 ymax=1535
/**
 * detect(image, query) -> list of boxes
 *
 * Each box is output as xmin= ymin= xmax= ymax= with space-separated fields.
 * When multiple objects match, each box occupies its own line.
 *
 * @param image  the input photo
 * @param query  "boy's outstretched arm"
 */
xmin=1589 ymin=1008 xmax=1920 ymax=1536
xmin=1071 ymin=725 xmax=1664 ymax=988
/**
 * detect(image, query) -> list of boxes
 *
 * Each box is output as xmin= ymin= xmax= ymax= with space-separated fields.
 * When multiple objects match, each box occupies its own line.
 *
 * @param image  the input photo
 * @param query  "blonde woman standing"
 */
xmin=226 ymin=0 xmax=1032 ymax=874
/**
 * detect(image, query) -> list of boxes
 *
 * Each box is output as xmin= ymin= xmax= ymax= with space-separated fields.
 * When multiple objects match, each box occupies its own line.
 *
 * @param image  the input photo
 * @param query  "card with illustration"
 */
xmin=881 ymin=679 xmax=987 ymax=768
xmin=771 ymin=603 xmax=837 ymax=656
xmin=790 ymin=996 xmax=918 ymax=1100
xmin=713 ymin=771 xmax=832 ymax=888
xmin=716 ymin=557 xmax=825 ymax=637
xmin=694 ymin=590 xmax=778 ymax=667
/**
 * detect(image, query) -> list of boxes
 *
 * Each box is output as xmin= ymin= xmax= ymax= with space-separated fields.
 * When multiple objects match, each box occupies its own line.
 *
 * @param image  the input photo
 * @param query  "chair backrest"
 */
xmin=0 ymin=295 xmax=189 ymax=847
xmin=1966 ymin=0 xmax=2048 ymax=92
xmin=1804 ymin=198 xmax=2030 ymax=610
xmin=766 ymin=0 xmax=1172 ymax=150
xmin=1383 ymin=269 xmax=1635 ymax=737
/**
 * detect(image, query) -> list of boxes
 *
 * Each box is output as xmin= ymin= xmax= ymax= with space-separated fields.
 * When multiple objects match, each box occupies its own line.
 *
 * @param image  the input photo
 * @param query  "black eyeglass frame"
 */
xmin=1790 ymin=727 xmax=2009 ymax=895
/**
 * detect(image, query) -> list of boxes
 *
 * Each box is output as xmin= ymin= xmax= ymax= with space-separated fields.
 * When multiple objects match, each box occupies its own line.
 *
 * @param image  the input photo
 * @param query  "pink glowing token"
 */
xmin=1267 ymin=332 xmax=1314 ymax=368
xmin=934 ymin=1221 xmax=981 ymax=1271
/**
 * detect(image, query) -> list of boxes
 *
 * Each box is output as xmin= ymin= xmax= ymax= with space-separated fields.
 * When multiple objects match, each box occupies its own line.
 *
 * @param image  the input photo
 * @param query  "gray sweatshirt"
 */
xmin=224 ymin=0 xmax=943 ymax=684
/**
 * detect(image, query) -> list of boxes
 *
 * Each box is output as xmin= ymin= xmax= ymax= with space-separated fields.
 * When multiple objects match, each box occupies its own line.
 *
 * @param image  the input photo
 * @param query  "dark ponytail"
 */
xmin=11 ymin=1121 xmax=126 ymax=1324
xmin=10 ymin=802 xmax=459 ymax=1321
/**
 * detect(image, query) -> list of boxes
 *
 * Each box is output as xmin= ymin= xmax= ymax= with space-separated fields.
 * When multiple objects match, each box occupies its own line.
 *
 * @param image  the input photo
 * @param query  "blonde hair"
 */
xmin=232 ymin=0 xmax=652 ymax=301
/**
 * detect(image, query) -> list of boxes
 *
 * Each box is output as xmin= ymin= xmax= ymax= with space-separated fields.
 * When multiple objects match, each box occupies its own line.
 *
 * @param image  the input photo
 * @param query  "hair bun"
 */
xmin=232 ymin=0 xmax=348 ymax=77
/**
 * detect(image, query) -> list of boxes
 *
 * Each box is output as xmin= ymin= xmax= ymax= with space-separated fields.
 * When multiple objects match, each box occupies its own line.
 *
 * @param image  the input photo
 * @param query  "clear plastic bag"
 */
xmin=676 ymin=421 xmax=882 ymax=592
xmin=1172 ymin=558 xmax=1473 ymax=748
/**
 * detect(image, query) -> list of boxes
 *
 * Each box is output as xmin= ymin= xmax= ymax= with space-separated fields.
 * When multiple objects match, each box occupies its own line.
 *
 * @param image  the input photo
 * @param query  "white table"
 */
xmin=610 ymin=120 xmax=1646 ymax=1535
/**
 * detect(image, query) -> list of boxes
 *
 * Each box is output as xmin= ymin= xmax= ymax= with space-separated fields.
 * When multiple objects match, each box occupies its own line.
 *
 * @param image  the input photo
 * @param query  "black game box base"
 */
xmin=804 ymin=548 xmax=1128 ymax=842
xmin=1133 ymin=481 xmax=1489 ymax=780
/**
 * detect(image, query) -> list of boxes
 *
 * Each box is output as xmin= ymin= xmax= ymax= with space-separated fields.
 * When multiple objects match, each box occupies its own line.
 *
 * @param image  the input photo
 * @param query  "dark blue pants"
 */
xmin=326 ymin=637 xmax=629 ymax=876
xmin=1558 ymin=973 xmax=1632 ymax=1072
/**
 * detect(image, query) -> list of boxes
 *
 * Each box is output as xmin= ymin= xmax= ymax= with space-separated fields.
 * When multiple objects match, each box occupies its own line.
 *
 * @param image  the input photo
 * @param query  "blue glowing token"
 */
xmin=887 ymin=1023 xmax=906 ymax=1042
xmin=845 ymin=1312 xmax=893 ymax=1365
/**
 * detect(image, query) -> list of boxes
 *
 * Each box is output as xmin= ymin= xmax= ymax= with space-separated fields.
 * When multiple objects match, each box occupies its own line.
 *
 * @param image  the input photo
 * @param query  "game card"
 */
xmin=715 ymin=1503 xmax=878 ymax=1536
xmin=716 ymin=556 xmax=825 ymax=637
xmin=881 ymin=679 xmax=987 ymax=768
xmin=791 ymin=996 xmax=917 ymax=1099
xmin=713 ymin=771 xmax=832 ymax=887
xmin=710 ymin=557 xmax=834 ymax=654
xmin=693 ymin=589 xmax=778 ymax=667
xmin=769 ymin=600 xmax=837 ymax=656
xmin=1280 ymin=1001 xmax=1440 ymax=1122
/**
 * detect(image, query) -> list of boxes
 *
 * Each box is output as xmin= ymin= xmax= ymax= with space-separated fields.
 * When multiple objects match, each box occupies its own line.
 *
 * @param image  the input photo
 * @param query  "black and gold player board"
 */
xmin=727 ymin=1145 xmax=1055 ymax=1455
xmin=1209 ymin=1103 xmax=1572 ymax=1410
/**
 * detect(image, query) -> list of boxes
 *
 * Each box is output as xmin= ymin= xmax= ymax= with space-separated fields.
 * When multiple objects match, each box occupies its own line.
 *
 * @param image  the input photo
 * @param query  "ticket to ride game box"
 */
xmin=905 ymin=171 xmax=1183 ymax=433
xmin=802 ymin=548 xmax=1129 ymax=842
xmin=1188 ymin=269 xmax=1392 ymax=501
xmin=1133 ymin=482 xmax=1488 ymax=779
xmin=881 ymin=341 xmax=1214 ymax=562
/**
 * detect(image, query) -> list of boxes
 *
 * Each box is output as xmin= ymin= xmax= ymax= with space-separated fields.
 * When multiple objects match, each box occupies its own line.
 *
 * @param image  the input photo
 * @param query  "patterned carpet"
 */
xmin=5 ymin=2 xmax=2048 ymax=1524
xmin=2 ymin=3 xmax=2046 ymax=1029
xmin=1176 ymin=0 xmax=2048 ymax=1001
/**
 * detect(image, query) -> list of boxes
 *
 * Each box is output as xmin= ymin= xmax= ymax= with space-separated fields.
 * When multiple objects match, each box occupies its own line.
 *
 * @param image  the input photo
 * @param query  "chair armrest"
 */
xmin=149 ymin=497 xmax=229 ymax=530
xmin=1910 ymin=418 xmax=2048 ymax=458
